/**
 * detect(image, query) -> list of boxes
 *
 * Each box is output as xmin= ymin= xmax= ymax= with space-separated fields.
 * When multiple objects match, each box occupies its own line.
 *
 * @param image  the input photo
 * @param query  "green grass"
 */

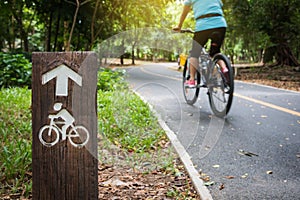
xmin=98 ymin=90 xmax=166 ymax=153
xmin=0 ymin=87 xmax=32 ymax=197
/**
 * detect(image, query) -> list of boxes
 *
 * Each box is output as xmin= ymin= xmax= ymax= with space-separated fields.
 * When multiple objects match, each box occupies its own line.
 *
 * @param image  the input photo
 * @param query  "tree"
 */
xmin=230 ymin=0 xmax=300 ymax=66
xmin=64 ymin=0 xmax=91 ymax=51
xmin=0 ymin=0 xmax=36 ymax=52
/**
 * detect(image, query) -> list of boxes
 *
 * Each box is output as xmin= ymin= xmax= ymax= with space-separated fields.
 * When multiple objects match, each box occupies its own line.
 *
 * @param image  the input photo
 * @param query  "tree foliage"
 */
xmin=228 ymin=0 xmax=300 ymax=66
xmin=0 ymin=0 xmax=299 ymax=66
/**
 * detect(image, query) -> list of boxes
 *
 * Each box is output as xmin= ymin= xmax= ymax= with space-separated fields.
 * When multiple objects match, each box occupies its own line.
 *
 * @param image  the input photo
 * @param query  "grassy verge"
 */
xmin=0 ymin=87 xmax=32 ymax=198
xmin=0 ymin=68 xmax=198 ymax=199
xmin=97 ymin=68 xmax=178 ymax=173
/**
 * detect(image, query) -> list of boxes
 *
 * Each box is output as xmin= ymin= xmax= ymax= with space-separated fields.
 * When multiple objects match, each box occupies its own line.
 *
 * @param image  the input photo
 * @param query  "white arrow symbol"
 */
xmin=42 ymin=64 xmax=82 ymax=96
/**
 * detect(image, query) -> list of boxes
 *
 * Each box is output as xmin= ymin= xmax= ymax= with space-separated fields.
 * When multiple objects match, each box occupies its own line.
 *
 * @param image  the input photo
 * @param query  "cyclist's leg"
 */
xmin=209 ymin=27 xmax=226 ymax=57
xmin=189 ymin=31 xmax=209 ymax=84
xmin=188 ymin=57 xmax=197 ymax=83
xmin=209 ymin=28 xmax=227 ymax=74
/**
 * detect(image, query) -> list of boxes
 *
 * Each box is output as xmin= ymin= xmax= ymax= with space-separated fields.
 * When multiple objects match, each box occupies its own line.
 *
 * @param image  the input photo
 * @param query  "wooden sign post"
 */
xmin=32 ymin=52 xmax=98 ymax=199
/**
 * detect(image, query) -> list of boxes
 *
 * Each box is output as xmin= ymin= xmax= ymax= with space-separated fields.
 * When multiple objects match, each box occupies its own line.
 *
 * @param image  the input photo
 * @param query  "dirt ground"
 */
xmin=235 ymin=65 xmax=300 ymax=92
xmin=98 ymin=162 xmax=200 ymax=200
xmin=98 ymin=140 xmax=200 ymax=200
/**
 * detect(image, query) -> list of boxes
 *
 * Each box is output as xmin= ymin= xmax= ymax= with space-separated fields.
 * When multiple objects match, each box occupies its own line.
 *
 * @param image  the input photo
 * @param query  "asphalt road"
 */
xmin=125 ymin=62 xmax=300 ymax=200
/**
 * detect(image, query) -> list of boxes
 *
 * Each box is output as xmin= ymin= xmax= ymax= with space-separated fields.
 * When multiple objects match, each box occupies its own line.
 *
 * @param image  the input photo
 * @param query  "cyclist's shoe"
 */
xmin=185 ymin=80 xmax=196 ymax=87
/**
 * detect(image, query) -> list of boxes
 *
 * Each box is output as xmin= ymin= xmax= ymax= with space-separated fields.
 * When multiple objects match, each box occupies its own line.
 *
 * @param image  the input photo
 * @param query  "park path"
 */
xmin=126 ymin=62 xmax=300 ymax=200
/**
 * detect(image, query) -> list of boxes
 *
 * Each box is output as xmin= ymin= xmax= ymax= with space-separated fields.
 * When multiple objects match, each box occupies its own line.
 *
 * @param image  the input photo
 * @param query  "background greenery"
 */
xmin=0 ymin=0 xmax=299 ymax=66
xmin=0 ymin=53 xmax=32 ymax=88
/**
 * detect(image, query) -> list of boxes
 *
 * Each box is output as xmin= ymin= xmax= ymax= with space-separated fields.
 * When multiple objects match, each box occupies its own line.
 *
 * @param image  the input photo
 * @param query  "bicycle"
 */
xmin=39 ymin=115 xmax=89 ymax=148
xmin=180 ymin=29 xmax=234 ymax=117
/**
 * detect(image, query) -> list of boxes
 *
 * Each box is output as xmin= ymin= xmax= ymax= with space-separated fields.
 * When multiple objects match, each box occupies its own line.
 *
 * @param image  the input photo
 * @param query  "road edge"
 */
xmin=134 ymin=91 xmax=213 ymax=200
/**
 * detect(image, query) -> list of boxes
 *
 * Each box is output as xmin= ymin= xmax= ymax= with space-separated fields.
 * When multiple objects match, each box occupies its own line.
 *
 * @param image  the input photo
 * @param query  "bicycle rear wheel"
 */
xmin=182 ymin=60 xmax=200 ymax=105
xmin=208 ymin=53 xmax=234 ymax=117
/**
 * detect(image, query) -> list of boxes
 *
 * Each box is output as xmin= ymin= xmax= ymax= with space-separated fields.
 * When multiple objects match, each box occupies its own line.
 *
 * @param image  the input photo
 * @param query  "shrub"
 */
xmin=97 ymin=68 xmax=127 ymax=91
xmin=0 ymin=53 xmax=32 ymax=88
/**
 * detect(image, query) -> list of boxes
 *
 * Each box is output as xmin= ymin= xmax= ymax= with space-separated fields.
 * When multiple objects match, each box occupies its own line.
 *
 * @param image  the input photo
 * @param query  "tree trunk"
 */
xmin=91 ymin=0 xmax=100 ymax=47
xmin=65 ymin=0 xmax=91 ymax=51
xmin=46 ymin=11 xmax=53 ymax=51
xmin=66 ymin=0 xmax=80 ymax=51
xmin=14 ymin=13 xmax=29 ymax=52
xmin=131 ymin=47 xmax=135 ymax=65
xmin=120 ymin=55 xmax=124 ymax=65
xmin=275 ymin=43 xmax=299 ymax=66
xmin=53 ymin=8 xmax=61 ymax=51
xmin=120 ymin=39 xmax=125 ymax=65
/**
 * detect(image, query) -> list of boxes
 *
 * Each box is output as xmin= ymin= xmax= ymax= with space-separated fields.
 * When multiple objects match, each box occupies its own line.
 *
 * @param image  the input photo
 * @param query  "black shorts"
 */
xmin=190 ymin=27 xmax=226 ymax=58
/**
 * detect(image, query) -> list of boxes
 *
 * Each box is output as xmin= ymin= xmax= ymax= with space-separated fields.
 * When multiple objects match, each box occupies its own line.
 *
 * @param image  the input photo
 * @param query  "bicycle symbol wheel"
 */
xmin=68 ymin=125 xmax=89 ymax=148
xmin=39 ymin=125 xmax=60 ymax=147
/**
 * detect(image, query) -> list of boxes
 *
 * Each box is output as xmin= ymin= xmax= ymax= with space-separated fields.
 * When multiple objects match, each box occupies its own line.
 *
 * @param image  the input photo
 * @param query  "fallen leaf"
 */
xmin=100 ymin=177 xmax=128 ymax=187
xmin=205 ymin=145 xmax=211 ymax=151
xmin=174 ymin=168 xmax=183 ymax=177
xmin=204 ymin=181 xmax=215 ymax=186
xmin=212 ymin=165 xmax=220 ymax=168
xmin=237 ymin=149 xmax=258 ymax=157
xmin=201 ymin=176 xmax=210 ymax=182
xmin=225 ymin=176 xmax=235 ymax=179
xmin=219 ymin=183 xmax=225 ymax=190
xmin=241 ymin=173 xmax=248 ymax=179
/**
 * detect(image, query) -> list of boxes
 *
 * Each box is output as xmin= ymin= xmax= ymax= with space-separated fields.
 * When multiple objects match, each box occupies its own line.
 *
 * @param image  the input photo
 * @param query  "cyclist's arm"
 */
xmin=174 ymin=5 xmax=191 ymax=31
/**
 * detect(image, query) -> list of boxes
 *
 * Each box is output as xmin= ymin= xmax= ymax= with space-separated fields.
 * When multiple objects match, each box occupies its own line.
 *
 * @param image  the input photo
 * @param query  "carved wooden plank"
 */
xmin=32 ymin=52 xmax=98 ymax=199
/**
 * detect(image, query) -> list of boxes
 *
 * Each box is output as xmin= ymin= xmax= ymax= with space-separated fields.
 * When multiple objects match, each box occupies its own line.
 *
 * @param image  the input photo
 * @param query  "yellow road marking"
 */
xmin=140 ymin=66 xmax=181 ymax=81
xmin=234 ymin=93 xmax=300 ymax=117
xmin=140 ymin=66 xmax=300 ymax=117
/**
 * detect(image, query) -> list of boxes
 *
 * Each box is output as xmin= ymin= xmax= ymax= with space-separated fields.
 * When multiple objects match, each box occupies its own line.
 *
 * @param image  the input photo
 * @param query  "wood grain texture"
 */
xmin=32 ymin=52 xmax=98 ymax=200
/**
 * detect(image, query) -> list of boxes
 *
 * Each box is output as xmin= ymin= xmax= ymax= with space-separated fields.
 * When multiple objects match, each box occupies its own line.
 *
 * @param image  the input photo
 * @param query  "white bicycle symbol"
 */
xmin=39 ymin=114 xmax=89 ymax=148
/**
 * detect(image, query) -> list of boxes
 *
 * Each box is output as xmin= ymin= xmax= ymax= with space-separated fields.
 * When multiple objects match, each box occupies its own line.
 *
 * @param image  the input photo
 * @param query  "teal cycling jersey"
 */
xmin=184 ymin=0 xmax=227 ymax=32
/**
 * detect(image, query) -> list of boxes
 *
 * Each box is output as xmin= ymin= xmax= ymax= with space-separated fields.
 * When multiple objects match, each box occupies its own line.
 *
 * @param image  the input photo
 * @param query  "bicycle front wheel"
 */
xmin=182 ymin=60 xmax=200 ymax=105
xmin=68 ymin=125 xmax=89 ymax=148
xmin=208 ymin=53 xmax=234 ymax=117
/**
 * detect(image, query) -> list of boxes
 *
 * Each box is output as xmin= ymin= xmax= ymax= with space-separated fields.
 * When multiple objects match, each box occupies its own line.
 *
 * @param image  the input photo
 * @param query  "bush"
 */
xmin=0 ymin=53 xmax=32 ymax=88
xmin=97 ymin=68 xmax=127 ymax=91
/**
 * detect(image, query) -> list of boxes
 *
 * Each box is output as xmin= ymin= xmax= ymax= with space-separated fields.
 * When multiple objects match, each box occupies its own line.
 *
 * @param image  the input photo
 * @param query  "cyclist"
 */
xmin=52 ymin=103 xmax=75 ymax=136
xmin=173 ymin=0 xmax=228 ymax=86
